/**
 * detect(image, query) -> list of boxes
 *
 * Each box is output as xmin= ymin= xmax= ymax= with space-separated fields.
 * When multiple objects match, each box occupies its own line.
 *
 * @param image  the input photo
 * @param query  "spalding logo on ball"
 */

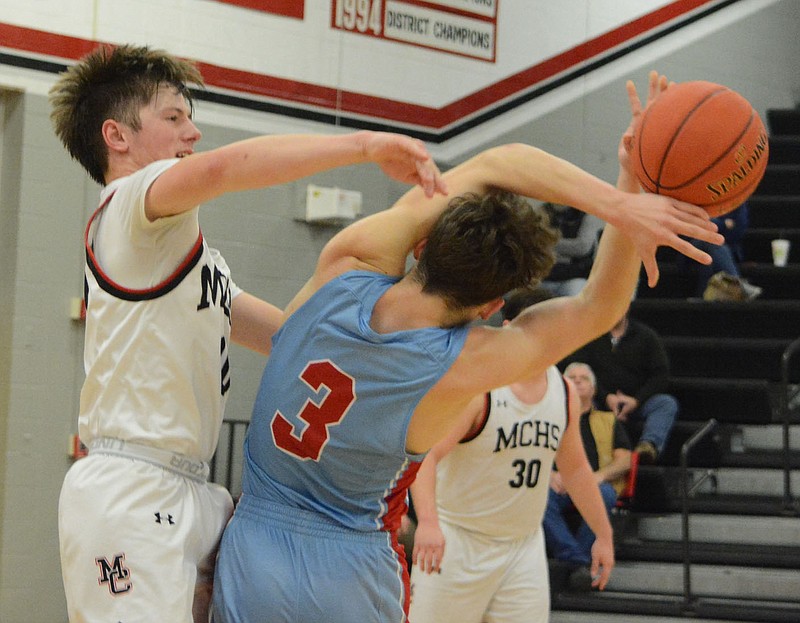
xmin=630 ymin=80 xmax=769 ymax=217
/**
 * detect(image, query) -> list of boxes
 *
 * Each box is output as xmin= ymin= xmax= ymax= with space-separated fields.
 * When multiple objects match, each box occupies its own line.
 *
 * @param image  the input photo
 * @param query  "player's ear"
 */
xmin=412 ymin=238 xmax=428 ymax=260
xmin=479 ymin=297 xmax=505 ymax=321
xmin=102 ymin=119 xmax=129 ymax=153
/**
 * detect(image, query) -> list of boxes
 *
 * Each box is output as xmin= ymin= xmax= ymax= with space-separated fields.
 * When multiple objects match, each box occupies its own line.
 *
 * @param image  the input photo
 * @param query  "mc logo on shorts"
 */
xmin=96 ymin=553 xmax=132 ymax=595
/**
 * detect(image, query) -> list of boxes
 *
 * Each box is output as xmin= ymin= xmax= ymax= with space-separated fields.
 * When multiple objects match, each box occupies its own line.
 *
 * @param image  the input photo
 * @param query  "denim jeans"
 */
xmin=542 ymin=481 xmax=618 ymax=566
xmin=632 ymin=393 xmax=679 ymax=454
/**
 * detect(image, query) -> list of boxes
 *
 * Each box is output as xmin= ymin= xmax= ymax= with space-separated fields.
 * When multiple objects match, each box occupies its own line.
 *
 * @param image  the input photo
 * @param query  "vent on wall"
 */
xmin=303 ymin=184 xmax=363 ymax=225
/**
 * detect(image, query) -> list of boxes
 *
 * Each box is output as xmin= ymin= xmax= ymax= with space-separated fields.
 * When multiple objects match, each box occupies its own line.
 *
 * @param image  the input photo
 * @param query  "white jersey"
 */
xmin=436 ymin=365 xmax=568 ymax=539
xmin=80 ymin=159 xmax=241 ymax=461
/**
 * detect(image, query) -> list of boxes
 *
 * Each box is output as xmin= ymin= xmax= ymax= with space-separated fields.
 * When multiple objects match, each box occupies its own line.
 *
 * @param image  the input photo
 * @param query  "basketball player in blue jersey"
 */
xmin=49 ymin=44 xmax=444 ymax=623
xmin=408 ymin=287 xmax=616 ymax=623
xmin=212 ymin=72 xmax=723 ymax=622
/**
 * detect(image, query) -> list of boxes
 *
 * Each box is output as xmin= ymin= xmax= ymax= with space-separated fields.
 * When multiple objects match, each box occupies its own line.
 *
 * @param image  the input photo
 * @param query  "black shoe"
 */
xmin=567 ymin=566 xmax=593 ymax=592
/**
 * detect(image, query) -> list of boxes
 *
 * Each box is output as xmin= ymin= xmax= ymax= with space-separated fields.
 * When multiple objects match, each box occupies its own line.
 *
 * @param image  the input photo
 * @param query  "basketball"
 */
xmin=630 ymin=80 xmax=769 ymax=217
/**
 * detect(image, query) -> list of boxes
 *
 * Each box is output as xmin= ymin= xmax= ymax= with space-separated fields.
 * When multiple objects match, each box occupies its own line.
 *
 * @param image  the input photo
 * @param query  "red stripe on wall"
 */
xmin=196 ymin=62 xmax=342 ymax=108
xmin=0 ymin=0 xmax=721 ymax=129
xmin=432 ymin=0 xmax=719 ymax=127
xmin=212 ymin=0 xmax=304 ymax=19
xmin=0 ymin=22 xmax=96 ymax=59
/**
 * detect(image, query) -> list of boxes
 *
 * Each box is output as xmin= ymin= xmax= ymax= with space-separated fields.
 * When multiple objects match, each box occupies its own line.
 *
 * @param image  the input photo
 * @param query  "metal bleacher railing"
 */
xmin=780 ymin=338 xmax=800 ymax=516
xmin=679 ymin=417 xmax=718 ymax=614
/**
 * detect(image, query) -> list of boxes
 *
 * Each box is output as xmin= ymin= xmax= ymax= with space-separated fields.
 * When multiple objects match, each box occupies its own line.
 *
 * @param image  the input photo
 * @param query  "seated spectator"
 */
xmin=560 ymin=306 xmax=678 ymax=464
xmin=540 ymin=202 xmax=605 ymax=296
xmin=686 ymin=202 xmax=761 ymax=300
xmin=543 ymin=362 xmax=632 ymax=592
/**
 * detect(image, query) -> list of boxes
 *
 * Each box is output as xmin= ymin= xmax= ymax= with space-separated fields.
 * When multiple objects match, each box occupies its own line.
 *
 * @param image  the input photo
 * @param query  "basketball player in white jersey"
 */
xmin=408 ymin=287 xmax=614 ymax=623
xmin=48 ymin=44 xmax=444 ymax=623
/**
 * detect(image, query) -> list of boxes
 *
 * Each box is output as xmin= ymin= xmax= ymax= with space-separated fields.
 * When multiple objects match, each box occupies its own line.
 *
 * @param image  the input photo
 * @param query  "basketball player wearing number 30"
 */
xmin=212 ymin=71 xmax=723 ymax=623
xmin=408 ymin=288 xmax=614 ymax=623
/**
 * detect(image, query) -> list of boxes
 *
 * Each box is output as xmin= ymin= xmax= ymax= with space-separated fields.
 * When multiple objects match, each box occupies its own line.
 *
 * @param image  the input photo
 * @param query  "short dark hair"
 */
xmin=49 ymin=44 xmax=204 ymax=185
xmin=412 ymin=190 xmax=558 ymax=310
xmin=501 ymin=285 xmax=555 ymax=322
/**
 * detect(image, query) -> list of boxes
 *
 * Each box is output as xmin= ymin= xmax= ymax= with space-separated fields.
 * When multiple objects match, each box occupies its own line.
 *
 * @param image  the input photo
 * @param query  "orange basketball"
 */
xmin=630 ymin=80 xmax=769 ymax=217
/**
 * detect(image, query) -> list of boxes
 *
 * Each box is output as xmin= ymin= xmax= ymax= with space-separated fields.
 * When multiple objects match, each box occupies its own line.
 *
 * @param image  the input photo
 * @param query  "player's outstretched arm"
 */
xmin=230 ymin=293 xmax=283 ymax=355
xmin=291 ymin=72 xmax=722 ymax=320
xmin=313 ymin=137 xmax=718 ymax=296
xmin=440 ymin=76 xmax=721 ymax=398
xmin=556 ymin=381 xmax=615 ymax=590
xmin=409 ymin=397 xmax=481 ymax=575
xmin=409 ymin=456 xmax=446 ymax=576
xmin=147 ymin=130 xmax=446 ymax=220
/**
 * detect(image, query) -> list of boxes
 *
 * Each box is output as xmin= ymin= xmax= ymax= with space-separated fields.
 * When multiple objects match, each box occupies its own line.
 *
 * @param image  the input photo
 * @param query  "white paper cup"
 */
xmin=772 ymin=239 xmax=790 ymax=267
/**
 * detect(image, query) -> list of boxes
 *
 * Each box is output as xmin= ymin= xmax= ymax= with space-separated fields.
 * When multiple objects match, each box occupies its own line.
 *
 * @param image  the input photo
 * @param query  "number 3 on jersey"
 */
xmin=271 ymin=360 xmax=356 ymax=461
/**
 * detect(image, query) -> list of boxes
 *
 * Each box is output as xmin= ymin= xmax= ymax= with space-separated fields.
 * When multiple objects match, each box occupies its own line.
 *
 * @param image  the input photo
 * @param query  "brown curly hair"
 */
xmin=49 ymin=44 xmax=203 ymax=185
xmin=413 ymin=190 xmax=559 ymax=311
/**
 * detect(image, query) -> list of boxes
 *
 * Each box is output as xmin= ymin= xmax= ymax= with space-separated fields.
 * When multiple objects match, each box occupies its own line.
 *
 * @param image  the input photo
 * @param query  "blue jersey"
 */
xmin=242 ymin=271 xmax=469 ymax=532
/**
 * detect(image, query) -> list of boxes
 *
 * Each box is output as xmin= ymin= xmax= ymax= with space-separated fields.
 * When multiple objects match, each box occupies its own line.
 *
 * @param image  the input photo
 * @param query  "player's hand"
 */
xmin=361 ymin=131 xmax=448 ymax=198
xmin=590 ymin=534 xmax=615 ymax=590
xmin=606 ymin=394 xmax=622 ymax=417
xmin=616 ymin=393 xmax=638 ymax=420
xmin=619 ymin=71 xmax=670 ymax=178
xmin=614 ymin=192 xmax=723 ymax=287
xmin=619 ymin=71 xmax=671 ymax=175
xmin=412 ymin=521 xmax=446 ymax=575
xmin=613 ymin=72 xmax=723 ymax=286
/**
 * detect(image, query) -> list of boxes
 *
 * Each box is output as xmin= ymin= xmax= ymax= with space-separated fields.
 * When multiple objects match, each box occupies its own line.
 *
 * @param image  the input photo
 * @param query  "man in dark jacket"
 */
xmin=561 ymin=307 xmax=678 ymax=464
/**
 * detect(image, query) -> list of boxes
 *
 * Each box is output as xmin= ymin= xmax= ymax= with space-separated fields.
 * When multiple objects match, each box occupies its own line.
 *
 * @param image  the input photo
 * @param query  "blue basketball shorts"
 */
xmin=212 ymin=494 xmax=410 ymax=623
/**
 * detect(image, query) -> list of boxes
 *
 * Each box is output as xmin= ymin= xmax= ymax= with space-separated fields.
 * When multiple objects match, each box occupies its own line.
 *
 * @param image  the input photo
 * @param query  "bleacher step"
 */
xmin=755 ymin=164 xmax=800 ymax=195
xmin=719 ymin=449 xmax=800 ymax=469
xmin=635 ymin=513 xmax=799 ymax=546
xmin=767 ymin=135 xmax=800 ymax=164
xmin=737 ymin=423 xmax=800 ymax=451
xmin=663 ymin=337 xmax=796 ymax=380
xmin=640 ymin=465 xmax=800 ymax=500
xmin=607 ymin=561 xmax=799 ymax=601
xmin=690 ymin=467 xmax=800 ymax=497
xmin=767 ymin=108 xmax=800 ymax=135
xmin=747 ymin=195 xmax=800 ymax=229
xmin=552 ymin=609 xmax=765 ymax=623
xmin=668 ymin=377 xmax=776 ymax=424
xmin=632 ymin=468 xmax=797 ymax=515
xmin=742 ymin=227 xmax=800 ymax=263
xmin=632 ymin=299 xmax=800 ymax=340
xmin=616 ymin=538 xmax=800 ymax=569
xmin=554 ymin=593 xmax=800 ymax=623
